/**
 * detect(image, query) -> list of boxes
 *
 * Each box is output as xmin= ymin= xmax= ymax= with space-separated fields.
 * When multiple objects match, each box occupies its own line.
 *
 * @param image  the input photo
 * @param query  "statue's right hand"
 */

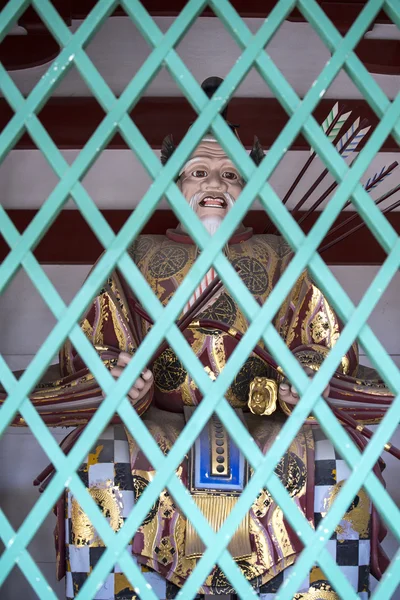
xmin=110 ymin=352 xmax=153 ymax=401
xmin=278 ymin=366 xmax=330 ymax=406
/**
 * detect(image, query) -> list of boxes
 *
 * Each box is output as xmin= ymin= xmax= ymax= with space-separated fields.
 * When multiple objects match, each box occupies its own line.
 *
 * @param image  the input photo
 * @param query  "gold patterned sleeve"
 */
xmin=60 ymin=270 xmax=138 ymax=377
xmin=275 ymin=270 xmax=359 ymax=377
xmin=1 ymin=271 xmax=152 ymax=427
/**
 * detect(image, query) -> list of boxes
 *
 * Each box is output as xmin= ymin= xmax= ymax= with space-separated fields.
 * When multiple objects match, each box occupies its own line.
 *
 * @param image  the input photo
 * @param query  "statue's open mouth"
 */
xmin=198 ymin=195 xmax=227 ymax=209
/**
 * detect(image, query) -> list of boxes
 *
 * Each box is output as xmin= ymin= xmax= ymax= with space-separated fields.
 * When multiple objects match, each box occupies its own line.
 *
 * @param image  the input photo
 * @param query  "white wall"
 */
xmin=0 ymin=266 xmax=88 ymax=599
xmin=1 ymin=149 xmax=399 ymax=213
xmin=0 ymin=264 xmax=399 ymax=598
xmin=7 ymin=18 xmax=400 ymax=100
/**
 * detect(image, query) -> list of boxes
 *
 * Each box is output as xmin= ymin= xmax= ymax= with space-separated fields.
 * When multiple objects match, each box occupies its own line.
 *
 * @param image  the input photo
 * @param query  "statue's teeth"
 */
xmin=204 ymin=197 xmax=223 ymax=206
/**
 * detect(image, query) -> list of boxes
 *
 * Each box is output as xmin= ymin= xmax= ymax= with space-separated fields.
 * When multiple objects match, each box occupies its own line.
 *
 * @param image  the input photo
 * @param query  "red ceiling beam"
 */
xmin=2 ymin=209 xmax=398 ymax=265
xmin=0 ymin=0 xmax=391 ymax=22
xmin=1 ymin=1 xmax=397 ymax=71
xmin=0 ymin=97 xmax=397 ymax=151
xmin=67 ymin=1 xmax=395 ymax=23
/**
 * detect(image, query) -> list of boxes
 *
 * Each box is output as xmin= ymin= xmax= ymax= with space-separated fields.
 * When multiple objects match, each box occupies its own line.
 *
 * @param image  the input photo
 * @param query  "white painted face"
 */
xmin=178 ymin=139 xmax=244 ymax=231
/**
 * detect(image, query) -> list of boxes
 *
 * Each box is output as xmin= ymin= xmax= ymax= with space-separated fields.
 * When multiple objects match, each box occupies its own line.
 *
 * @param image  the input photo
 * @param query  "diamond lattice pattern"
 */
xmin=0 ymin=0 xmax=400 ymax=598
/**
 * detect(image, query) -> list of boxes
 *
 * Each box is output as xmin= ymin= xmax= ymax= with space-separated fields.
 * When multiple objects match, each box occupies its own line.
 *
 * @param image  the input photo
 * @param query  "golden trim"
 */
xmin=354 ymin=386 xmax=394 ymax=397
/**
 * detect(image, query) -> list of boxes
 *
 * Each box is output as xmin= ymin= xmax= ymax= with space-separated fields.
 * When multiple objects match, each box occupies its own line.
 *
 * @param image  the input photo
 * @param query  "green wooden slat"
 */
xmin=0 ymin=199 xmax=358 ymax=596
xmin=0 ymin=0 xmax=29 ymax=41
xmin=385 ymin=0 xmax=400 ymax=31
xmin=373 ymin=548 xmax=400 ymax=599
xmin=0 ymin=0 xmax=117 ymax=164
xmin=299 ymin=0 xmax=400 ymax=143
xmin=0 ymin=371 xmax=158 ymax=600
xmin=0 ymin=506 xmax=57 ymax=600
xmin=0 ymin=218 xmax=166 ymax=598
xmin=210 ymin=0 xmax=399 ymax=253
xmin=0 ymin=210 xmax=265 ymax=596
xmin=1 ymin=0 xmax=400 ymax=597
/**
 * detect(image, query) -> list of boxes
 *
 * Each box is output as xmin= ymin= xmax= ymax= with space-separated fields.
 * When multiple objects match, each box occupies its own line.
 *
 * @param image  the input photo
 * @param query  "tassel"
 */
xmin=185 ymin=495 xmax=251 ymax=559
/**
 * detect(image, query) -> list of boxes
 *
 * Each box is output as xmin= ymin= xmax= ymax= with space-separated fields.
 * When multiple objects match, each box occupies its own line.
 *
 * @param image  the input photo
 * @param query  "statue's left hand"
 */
xmin=110 ymin=351 xmax=154 ymax=401
xmin=278 ymin=366 xmax=330 ymax=406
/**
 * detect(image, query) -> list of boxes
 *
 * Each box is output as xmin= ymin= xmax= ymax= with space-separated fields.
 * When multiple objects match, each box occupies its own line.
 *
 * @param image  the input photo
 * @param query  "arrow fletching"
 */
xmin=335 ymin=117 xmax=360 ymax=153
xmin=335 ymin=118 xmax=371 ymax=159
xmin=310 ymin=102 xmax=346 ymax=155
xmin=340 ymin=126 xmax=371 ymax=158
xmin=328 ymin=110 xmax=352 ymax=143
xmin=365 ymin=163 xmax=398 ymax=191
xmin=322 ymin=102 xmax=339 ymax=133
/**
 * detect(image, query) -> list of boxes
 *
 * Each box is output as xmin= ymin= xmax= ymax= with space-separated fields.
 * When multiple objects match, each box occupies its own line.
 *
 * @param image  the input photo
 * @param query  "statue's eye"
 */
xmin=192 ymin=170 xmax=208 ymax=178
xmin=222 ymin=171 xmax=238 ymax=180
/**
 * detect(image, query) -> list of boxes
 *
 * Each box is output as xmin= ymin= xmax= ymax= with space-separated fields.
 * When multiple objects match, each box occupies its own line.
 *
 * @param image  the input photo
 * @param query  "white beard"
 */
xmin=181 ymin=192 xmax=235 ymax=314
xmin=200 ymin=215 xmax=223 ymax=236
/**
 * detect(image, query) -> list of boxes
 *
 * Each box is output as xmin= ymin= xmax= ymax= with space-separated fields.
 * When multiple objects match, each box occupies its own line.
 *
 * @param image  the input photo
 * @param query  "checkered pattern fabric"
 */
xmin=65 ymin=425 xmax=167 ymax=600
xmin=310 ymin=427 xmax=371 ymax=599
xmin=66 ymin=425 xmax=371 ymax=599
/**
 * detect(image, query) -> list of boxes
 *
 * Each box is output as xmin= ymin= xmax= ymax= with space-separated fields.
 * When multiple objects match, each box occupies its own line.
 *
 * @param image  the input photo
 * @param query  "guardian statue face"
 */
xmin=178 ymin=139 xmax=243 ymax=231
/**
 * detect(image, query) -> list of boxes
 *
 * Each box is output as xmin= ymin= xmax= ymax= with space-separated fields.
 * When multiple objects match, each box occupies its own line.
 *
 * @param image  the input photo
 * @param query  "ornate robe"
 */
xmin=56 ymin=229 xmax=368 ymax=594
xmin=61 ymin=229 xmax=358 ymax=411
xmin=6 ymin=229 xmax=387 ymax=596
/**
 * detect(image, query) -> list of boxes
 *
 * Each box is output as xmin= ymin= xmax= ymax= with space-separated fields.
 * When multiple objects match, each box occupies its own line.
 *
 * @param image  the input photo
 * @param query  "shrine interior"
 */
xmin=0 ymin=4 xmax=399 ymax=599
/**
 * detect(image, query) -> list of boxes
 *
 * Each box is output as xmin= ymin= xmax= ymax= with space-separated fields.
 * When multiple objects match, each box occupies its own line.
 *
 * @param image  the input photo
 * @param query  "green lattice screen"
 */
xmin=0 ymin=0 xmax=400 ymax=598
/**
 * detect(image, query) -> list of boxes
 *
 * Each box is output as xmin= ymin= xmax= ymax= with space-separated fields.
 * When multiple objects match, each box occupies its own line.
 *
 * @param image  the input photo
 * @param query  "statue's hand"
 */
xmin=110 ymin=352 xmax=153 ymax=401
xmin=278 ymin=366 xmax=330 ymax=406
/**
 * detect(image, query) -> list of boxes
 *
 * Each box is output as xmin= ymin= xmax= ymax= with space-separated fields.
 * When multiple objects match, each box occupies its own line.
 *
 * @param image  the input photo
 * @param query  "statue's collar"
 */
xmin=166 ymin=226 xmax=253 ymax=245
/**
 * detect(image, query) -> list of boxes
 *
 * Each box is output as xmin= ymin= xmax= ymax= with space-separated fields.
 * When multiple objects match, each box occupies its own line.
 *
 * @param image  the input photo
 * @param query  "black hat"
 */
xmin=161 ymin=77 xmax=265 ymax=166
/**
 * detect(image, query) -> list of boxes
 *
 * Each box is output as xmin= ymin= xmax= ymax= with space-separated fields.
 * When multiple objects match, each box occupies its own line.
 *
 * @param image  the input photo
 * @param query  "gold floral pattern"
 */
xmin=294 ymin=580 xmax=339 ymax=599
xmin=310 ymin=310 xmax=331 ymax=343
xmin=71 ymin=482 xmax=123 ymax=547
xmin=323 ymin=481 xmax=370 ymax=538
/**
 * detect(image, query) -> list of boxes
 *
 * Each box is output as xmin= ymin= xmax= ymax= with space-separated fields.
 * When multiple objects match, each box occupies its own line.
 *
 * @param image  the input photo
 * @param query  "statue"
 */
xmin=4 ymin=78 xmax=397 ymax=599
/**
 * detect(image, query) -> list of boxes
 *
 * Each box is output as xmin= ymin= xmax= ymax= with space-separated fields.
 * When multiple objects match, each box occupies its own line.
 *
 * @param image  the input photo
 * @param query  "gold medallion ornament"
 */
xmin=248 ymin=377 xmax=278 ymax=416
xmin=230 ymin=356 xmax=273 ymax=406
xmin=129 ymin=235 xmax=153 ymax=264
xmin=153 ymin=348 xmax=187 ymax=392
xmin=232 ymin=256 xmax=269 ymax=295
xmin=148 ymin=244 xmax=189 ymax=279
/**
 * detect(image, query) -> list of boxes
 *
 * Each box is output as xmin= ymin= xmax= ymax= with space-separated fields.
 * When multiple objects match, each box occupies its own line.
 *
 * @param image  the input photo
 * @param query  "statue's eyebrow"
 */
xmin=220 ymin=161 xmax=239 ymax=172
xmin=178 ymin=157 xmax=204 ymax=176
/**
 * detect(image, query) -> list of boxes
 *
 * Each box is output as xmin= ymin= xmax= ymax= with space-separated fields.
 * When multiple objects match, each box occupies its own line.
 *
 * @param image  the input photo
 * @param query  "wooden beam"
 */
xmin=2 ymin=209 xmax=399 ymax=265
xmin=57 ymin=0 xmax=397 ymax=24
xmin=0 ymin=33 xmax=60 ymax=71
xmin=355 ymin=39 xmax=400 ymax=76
xmin=0 ymin=97 xmax=397 ymax=151
xmin=0 ymin=0 xmax=391 ymax=22
xmin=1 ymin=1 xmax=395 ymax=71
